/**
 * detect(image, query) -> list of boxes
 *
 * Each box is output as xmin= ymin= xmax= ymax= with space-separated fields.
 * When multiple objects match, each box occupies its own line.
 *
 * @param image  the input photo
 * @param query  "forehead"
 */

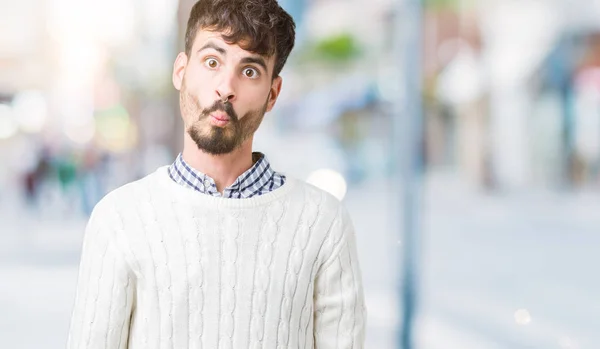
xmin=193 ymin=29 xmax=274 ymax=63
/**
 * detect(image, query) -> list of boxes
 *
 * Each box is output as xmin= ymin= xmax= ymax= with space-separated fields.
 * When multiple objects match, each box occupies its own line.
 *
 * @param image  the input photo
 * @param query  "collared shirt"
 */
xmin=167 ymin=152 xmax=286 ymax=198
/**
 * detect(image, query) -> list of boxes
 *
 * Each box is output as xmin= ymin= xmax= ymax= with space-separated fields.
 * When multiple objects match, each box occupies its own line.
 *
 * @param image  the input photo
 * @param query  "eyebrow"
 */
xmin=197 ymin=42 xmax=227 ymax=55
xmin=240 ymin=56 xmax=268 ymax=73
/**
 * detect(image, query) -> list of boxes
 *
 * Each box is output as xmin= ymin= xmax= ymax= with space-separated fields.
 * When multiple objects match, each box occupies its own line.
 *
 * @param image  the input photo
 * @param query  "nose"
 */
xmin=215 ymin=70 xmax=237 ymax=103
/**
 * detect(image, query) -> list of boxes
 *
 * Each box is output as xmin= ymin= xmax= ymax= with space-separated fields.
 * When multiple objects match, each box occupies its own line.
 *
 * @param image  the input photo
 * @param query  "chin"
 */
xmin=187 ymin=131 xmax=237 ymax=155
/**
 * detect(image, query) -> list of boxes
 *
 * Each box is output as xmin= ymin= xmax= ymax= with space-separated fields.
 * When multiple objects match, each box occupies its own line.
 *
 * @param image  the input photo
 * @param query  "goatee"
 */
xmin=183 ymin=93 xmax=269 ymax=155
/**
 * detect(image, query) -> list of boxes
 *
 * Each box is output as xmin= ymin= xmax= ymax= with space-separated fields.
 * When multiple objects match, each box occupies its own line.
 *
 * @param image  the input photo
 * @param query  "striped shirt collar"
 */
xmin=167 ymin=152 xmax=285 ymax=199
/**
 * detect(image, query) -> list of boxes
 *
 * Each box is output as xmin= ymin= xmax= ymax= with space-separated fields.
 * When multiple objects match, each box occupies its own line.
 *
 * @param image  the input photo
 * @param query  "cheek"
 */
xmin=184 ymin=68 xmax=214 ymax=101
xmin=238 ymin=84 xmax=270 ymax=112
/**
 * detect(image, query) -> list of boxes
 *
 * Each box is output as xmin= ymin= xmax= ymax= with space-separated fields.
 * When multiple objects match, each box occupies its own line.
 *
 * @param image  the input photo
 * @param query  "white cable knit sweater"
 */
xmin=67 ymin=166 xmax=366 ymax=349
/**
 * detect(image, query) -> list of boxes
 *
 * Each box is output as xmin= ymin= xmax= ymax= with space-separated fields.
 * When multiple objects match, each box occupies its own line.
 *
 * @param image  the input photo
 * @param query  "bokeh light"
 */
xmin=306 ymin=168 xmax=348 ymax=200
xmin=514 ymin=309 xmax=532 ymax=325
xmin=0 ymin=104 xmax=18 ymax=140
xmin=12 ymin=91 xmax=48 ymax=133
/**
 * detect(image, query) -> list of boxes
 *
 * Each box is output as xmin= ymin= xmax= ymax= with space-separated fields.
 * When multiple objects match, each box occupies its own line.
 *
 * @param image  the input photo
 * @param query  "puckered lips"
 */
xmin=210 ymin=112 xmax=230 ymax=127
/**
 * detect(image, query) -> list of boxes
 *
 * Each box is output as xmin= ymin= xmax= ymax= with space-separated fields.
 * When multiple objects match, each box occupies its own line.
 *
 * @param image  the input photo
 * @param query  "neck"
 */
xmin=182 ymin=134 xmax=254 ymax=193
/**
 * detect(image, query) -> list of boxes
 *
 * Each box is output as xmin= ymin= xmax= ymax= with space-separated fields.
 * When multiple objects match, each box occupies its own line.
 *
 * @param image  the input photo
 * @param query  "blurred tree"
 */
xmin=313 ymin=34 xmax=361 ymax=61
xmin=424 ymin=0 xmax=476 ymax=10
xmin=296 ymin=33 xmax=362 ymax=65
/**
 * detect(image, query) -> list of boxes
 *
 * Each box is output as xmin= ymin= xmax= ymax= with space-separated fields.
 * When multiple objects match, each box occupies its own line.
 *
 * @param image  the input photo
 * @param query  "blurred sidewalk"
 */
xmin=1 ymin=171 xmax=599 ymax=348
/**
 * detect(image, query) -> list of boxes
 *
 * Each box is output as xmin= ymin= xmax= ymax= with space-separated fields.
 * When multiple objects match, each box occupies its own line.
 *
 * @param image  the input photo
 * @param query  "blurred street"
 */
xmin=3 ymin=0 xmax=600 ymax=347
xmin=1 ymin=171 xmax=598 ymax=349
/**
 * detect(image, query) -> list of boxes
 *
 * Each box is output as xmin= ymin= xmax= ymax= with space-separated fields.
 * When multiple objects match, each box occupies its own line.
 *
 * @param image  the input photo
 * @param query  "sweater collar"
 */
xmin=167 ymin=152 xmax=279 ymax=198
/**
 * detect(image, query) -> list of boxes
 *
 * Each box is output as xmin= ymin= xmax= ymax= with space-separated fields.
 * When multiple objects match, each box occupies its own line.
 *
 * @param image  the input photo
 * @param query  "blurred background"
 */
xmin=1 ymin=0 xmax=600 ymax=348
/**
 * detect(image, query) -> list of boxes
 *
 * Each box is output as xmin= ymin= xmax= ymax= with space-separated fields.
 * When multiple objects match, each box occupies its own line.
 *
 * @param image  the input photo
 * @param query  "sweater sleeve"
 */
xmin=67 ymin=201 xmax=136 ymax=349
xmin=313 ymin=206 xmax=367 ymax=349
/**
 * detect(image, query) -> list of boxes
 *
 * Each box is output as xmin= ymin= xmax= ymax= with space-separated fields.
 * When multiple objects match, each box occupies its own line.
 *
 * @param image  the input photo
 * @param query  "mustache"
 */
xmin=200 ymin=100 xmax=238 ymax=121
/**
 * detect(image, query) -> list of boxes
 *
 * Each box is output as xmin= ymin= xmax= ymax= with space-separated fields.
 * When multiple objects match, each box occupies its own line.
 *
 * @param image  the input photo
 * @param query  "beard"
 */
xmin=180 ymin=85 xmax=269 ymax=155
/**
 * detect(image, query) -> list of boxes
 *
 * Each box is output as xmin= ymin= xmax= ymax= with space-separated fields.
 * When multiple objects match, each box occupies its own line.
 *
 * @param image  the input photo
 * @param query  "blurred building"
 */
xmin=3 ymin=0 xmax=600 ymax=203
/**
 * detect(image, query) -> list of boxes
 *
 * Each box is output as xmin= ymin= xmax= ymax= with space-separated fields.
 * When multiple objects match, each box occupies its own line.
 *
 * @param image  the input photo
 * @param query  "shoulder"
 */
xmin=287 ymin=176 xmax=344 ymax=213
xmin=90 ymin=169 xmax=161 ymax=219
xmin=284 ymin=177 xmax=352 ymax=234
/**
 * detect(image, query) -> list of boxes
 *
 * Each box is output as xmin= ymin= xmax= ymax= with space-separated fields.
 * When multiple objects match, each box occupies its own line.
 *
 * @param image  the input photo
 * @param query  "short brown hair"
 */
xmin=185 ymin=0 xmax=296 ymax=78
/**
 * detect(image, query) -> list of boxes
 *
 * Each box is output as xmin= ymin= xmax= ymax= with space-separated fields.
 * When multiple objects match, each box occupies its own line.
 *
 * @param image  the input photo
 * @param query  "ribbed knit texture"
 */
xmin=67 ymin=166 xmax=366 ymax=349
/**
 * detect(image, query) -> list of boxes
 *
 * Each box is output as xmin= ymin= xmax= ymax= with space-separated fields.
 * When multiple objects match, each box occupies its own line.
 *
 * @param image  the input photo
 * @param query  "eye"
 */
xmin=205 ymin=58 xmax=219 ymax=69
xmin=243 ymin=67 xmax=259 ymax=79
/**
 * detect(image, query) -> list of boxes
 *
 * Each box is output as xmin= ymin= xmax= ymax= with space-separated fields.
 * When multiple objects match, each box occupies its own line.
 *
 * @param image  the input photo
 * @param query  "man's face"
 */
xmin=172 ymin=29 xmax=282 ymax=155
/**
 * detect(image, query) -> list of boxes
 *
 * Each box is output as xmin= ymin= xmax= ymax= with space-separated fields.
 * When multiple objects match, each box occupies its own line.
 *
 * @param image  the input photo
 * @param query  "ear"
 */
xmin=266 ymin=76 xmax=283 ymax=112
xmin=172 ymin=52 xmax=188 ymax=91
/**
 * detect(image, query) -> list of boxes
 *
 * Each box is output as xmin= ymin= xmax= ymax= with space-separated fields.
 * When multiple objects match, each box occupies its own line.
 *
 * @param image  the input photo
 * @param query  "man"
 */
xmin=67 ymin=0 xmax=366 ymax=348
